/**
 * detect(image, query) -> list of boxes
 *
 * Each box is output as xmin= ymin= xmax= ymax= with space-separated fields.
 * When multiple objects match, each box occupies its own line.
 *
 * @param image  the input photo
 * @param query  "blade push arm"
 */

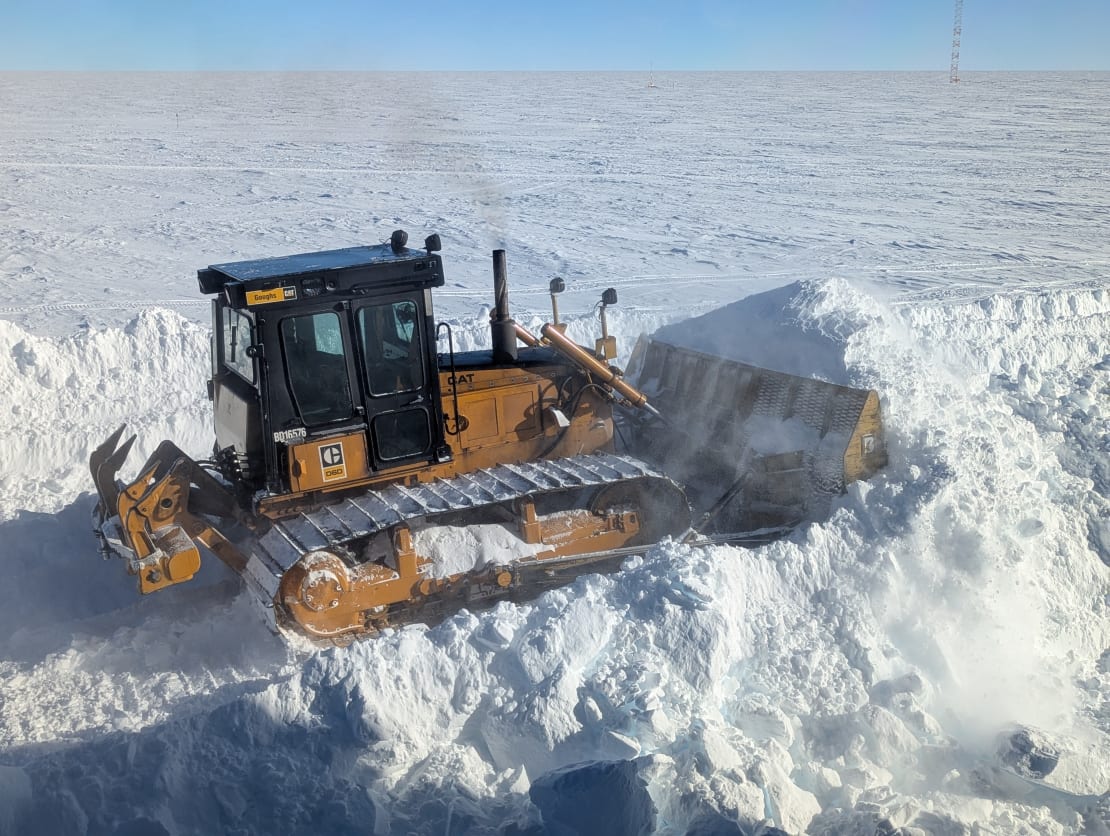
xmin=538 ymin=323 xmax=664 ymax=421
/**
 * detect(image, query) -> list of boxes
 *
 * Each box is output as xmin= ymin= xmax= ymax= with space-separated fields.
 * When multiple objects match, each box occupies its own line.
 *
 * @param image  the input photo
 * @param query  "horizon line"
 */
xmin=2 ymin=67 xmax=1108 ymax=74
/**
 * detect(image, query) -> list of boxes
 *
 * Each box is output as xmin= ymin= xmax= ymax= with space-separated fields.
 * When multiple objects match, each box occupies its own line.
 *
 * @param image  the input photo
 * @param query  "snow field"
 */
xmin=1 ymin=70 xmax=1108 ymax=834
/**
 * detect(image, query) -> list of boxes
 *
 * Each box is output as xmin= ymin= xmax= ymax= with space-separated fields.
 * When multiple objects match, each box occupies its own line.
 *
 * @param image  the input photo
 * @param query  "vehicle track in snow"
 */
xmin=0 ymin=255 xmax=1100 ymax=321
xmin=0 ymin=299 xmax=206 ymax=315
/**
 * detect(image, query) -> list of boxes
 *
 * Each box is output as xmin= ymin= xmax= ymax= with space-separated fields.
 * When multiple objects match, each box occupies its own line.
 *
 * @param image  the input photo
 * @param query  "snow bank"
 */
xmin=0 ymin=310 xmax=212 ymax=520
xmin=2 ymin=276 xmax=1105 ymax=835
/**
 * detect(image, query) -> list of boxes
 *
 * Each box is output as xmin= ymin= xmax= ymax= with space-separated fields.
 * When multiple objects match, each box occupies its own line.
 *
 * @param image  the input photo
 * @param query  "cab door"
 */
xmin=352 ymin=296 xmax=437 ymax=468
xmin=274 ymin=305 xmax=375 ymax=492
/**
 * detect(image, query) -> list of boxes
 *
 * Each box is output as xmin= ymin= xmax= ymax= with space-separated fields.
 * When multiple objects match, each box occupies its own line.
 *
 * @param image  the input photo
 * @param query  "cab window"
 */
xmin=222 ymin=308 xmax=255 ymax=383
xmin=280 ymin=311 xmax=354 ymax=424
xmin=357 ymin=300 xmax=424 ymax=397
xmin=373 ymin=409 xmax=432 ymax=460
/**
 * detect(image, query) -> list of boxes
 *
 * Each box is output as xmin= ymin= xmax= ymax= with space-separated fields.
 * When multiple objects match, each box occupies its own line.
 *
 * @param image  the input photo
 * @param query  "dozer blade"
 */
xmin=626 ymin=337 xmax=887 ymax=531
xmin=90 ymin=424 xmax=136 ymax=521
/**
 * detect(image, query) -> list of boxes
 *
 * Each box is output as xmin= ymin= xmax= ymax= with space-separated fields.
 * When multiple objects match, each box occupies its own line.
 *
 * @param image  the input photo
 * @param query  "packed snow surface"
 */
xmin=0 ymin=72 xmax=1107 ymax=835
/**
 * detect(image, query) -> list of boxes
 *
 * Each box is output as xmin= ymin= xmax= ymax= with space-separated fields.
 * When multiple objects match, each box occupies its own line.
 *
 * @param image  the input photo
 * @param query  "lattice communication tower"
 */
xmin=950 ymin=0 xmax=963 ymax=83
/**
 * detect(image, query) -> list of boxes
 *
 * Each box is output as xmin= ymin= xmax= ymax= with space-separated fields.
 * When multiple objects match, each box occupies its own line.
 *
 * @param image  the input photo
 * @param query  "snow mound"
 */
xmin=0 ymin=309 xmax=212 ymax=520
xmin=650 ymin=281 xmax=861 ymax=384
xmin=1 ymin=278 xmax=1108 ymax=835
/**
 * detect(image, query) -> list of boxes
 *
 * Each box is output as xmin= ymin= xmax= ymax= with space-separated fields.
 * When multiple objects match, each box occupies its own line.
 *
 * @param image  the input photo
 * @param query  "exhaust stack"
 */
xmin=491 ymin=249 xmax=518 ymax=363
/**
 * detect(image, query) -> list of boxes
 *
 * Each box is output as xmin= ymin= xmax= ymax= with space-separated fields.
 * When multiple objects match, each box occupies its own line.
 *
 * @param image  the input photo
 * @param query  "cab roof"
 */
xmin=197 ymin=241 xmax=445 ymax=301
xmin=205 ymin=243 xmax=422 ymax=283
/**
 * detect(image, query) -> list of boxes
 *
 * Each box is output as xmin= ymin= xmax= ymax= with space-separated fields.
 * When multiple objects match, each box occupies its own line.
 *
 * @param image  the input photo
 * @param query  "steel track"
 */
xmin=240 ymin=452 xmax=686 ymax=633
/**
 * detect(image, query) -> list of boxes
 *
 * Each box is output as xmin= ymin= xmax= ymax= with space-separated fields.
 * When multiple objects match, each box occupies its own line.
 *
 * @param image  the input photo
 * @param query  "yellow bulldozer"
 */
xmin=91 ymin=231 xmax=886 ymax=643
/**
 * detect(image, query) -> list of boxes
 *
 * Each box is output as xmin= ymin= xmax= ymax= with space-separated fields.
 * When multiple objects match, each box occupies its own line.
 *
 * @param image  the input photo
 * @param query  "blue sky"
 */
xmin=2 ymin=0 xmax=1107 ymax=71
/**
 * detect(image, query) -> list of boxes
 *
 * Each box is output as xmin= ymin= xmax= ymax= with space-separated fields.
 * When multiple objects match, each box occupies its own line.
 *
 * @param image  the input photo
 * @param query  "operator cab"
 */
xmin=199 ymin=233 xmax=449 ymax=497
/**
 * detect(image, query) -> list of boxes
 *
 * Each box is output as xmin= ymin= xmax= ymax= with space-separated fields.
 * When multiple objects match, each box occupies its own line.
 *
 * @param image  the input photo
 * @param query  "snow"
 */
xmin=650 ymin=282 xmax=853 ymax=383
xmin=0 ymin=71 xmax=1107 ymax=835
xmin=414 ymin=521 xmax=544 ymax=578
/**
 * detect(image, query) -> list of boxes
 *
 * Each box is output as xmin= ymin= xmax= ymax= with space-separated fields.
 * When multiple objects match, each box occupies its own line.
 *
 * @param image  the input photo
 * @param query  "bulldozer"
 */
xmin=91 ymin=230 xmax=886 ymax=643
